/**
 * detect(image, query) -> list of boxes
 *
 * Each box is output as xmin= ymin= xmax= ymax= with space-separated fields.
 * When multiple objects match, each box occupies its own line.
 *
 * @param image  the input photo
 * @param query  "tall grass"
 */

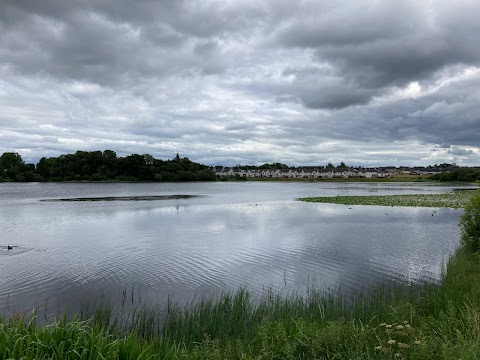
xmin=3 ymin=261 xmax=478 ymax=359
xmin=0 ymin=313 xmax=171 ymax=359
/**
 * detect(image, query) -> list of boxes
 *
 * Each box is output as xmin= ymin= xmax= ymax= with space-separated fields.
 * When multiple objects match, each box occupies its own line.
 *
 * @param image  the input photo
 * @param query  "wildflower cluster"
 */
xmin=374 ymin=321 xmax=422 ymax=358
xmin=9 ymin=309 xmax=27 ymax=328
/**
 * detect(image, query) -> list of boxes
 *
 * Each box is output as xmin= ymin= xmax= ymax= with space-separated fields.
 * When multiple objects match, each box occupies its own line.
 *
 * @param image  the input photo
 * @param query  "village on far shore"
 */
xmin=213 ymin=164 xmax=459 ymax=179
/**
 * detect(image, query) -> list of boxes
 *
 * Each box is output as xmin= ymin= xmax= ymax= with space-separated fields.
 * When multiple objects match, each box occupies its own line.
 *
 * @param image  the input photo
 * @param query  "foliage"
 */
xmin=234 ymin=162 xmax=290 ymax=170
xmin=298 ymin=191 xmax=472 ymax=208
xmin=0 ymin=152 xmax=37 ymax=182
xmin=430 ymin=162 xmax=457 ymax=168
xmin=430 ymin=167 xmax=480 ymax=182
xmin=1 ymin=150 xmax=216 ymax=182
xmin=0 ymin=314 xmax=172 ymax=360
xmin=459 ymin=189 xmax=480 ymax=252
xmin=259 ymin=162 xmax=289 ymax=169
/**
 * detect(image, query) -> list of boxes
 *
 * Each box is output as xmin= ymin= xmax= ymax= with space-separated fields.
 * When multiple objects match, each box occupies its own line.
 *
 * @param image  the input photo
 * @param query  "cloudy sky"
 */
xmin=1 ymin=0 xmax=479 ymax=166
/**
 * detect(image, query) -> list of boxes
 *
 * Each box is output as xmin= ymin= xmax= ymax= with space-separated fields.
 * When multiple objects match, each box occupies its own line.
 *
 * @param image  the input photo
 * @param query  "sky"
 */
xmin=0 ymin=0 xmax=479 ymax=167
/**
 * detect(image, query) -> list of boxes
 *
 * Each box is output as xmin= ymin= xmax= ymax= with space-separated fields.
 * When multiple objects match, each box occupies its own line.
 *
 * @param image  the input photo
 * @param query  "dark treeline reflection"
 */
xmin=0 ymin=151 xmax=216 ymax=182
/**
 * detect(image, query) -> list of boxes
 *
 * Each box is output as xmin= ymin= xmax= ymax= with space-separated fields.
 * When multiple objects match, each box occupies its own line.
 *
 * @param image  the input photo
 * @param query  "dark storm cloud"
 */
xmin=272 ymin=0 xmax=480 ymax=108
xmin=281 ymin=67 xmax=376 ymax=109
xmin=447 ymin=146 xmax=474 ymax=156
xmin=0 ymin=0 xmax=479 ymax=166
xmin=305 ymin=78 xmax=480 ymax=149
xmin=0 ymin=0 xmax=269 ymax=84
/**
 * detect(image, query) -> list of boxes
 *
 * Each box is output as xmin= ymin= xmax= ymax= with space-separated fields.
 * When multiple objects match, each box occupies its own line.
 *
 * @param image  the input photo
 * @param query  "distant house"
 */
xmin=380 ymin=166 xmax=397 ymax=175
xmin=214 ymin=165 xmax=442 ymax=179
xmin=292 ymin=169 xmax=304 ymax=178
xmin=316 ymin=169 xmax=333 ymax=178
xmin=363 ymin=168 xmax=378 ymax=178
xmin=332 ymin=168 xmax=350 ymax=178
xmin=215 ymin=167 xmax=231 ymax=177
xmin=235 ymin=169 xmax=247 ymax=178
xmin=246 ymin=170 xmax=256 ymax=178
xmin=261 ymin=169 xmax=273 ymax=178
xmin=279 ymin=169 xmax=292 ymax=178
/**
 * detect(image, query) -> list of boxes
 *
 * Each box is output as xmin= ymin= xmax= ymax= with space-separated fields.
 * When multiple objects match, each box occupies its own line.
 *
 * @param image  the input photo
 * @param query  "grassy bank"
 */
xmin=2 ymin=248 xmax=479 ymax=359
xmin=298 ymin=190 xmax=473 ymax=208
xmin=2 ymin=192 xmax=480 ymax=359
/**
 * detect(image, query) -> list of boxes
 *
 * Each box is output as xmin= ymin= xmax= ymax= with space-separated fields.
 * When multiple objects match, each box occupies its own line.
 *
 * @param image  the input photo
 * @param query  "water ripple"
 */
xmin=0 ymin=182 xmax=463 ymax=318
xmin=0 ymin=245 xmax=38 ymax=256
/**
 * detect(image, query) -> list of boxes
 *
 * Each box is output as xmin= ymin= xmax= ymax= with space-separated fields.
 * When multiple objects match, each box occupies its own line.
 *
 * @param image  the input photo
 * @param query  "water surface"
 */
xmin=0 ymin=182 xmax=467 ymax=318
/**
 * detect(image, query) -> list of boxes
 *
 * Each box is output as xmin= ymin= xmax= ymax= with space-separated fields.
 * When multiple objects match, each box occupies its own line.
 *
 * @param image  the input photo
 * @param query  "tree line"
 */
xmin=0 ymin=150 xmax=216 ymax=182
xmin=429 ymin=167 xmax=480 ymax=182
xmin=223 ymin=162 xmax=349 ymax=171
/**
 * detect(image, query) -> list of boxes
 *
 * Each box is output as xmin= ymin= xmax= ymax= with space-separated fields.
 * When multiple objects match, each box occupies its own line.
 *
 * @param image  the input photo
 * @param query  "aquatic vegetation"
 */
xmin=298 ymin=190 xmax=473 ymax=208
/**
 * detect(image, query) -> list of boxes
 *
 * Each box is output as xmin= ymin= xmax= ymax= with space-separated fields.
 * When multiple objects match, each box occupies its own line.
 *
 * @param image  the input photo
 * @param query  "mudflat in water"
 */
xmin=0 ymin=182 xmax=467 ymax=319
xmin=40 ymin=194 xmax=200 ymax=202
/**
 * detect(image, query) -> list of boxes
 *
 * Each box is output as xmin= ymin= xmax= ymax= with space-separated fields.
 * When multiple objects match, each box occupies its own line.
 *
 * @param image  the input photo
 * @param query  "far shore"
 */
xmin=2 ymin=174 xmax=478 ymax=184
xmin=243 ymin=174 xmax=432 ymax=182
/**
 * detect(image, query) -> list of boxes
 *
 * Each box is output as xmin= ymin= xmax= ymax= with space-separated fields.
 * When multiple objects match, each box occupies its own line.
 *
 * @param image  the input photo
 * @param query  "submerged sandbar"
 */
xmin=41 ymin=195 xmax=200 ymax=202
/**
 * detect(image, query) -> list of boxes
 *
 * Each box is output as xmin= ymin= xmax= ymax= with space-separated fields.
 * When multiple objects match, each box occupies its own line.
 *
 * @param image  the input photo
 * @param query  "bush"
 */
xmin=430 ymin=168 xmax=480 ymax=182
xmin=114 ymin=175 xmax=138 ymax=182
xmin=459 ymin=188 xmax=480 ymax=252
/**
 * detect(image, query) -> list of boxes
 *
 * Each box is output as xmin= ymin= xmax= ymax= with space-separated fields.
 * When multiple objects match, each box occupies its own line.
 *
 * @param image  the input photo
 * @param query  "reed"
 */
xmin=2 ymin=258 xmax=478 ymax=359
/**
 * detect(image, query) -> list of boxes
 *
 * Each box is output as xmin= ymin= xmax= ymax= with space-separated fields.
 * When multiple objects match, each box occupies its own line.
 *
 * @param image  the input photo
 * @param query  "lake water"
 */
xmin=0 ymin=182 xmax=467 ymax=318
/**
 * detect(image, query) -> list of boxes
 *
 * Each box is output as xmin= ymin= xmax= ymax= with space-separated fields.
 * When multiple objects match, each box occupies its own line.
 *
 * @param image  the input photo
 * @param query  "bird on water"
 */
xmin=7 ymin=245 xmax=13 ymax=250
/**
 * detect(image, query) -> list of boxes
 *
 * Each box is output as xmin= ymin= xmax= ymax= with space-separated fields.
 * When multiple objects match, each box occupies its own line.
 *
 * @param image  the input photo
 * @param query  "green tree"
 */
xmin=429 ymin=167 xmax=480 ymax=182
xmin=1 ymin=152 xmax=24 ymax=168
xmin=14 ymin=149 xmax=214 ymax=183
xmin=1 ymin=152 xmax=25 ymax=180
xmin=459 ymin=187 xmax=480 ymax=252
xmin=258 ymin=163 xmax=289 ymax=169
xmin=197 ymin=168 xmax=216 ymax=181
xmin=337 ymin=162 xmax=348 ymax=168
xmin=326 ymin=162 xmax=334 ymax=169
xmin=143 ymin=154 xmax=154 ymax=165
xmin=103 ymin=149 xmax=117 ymax=160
